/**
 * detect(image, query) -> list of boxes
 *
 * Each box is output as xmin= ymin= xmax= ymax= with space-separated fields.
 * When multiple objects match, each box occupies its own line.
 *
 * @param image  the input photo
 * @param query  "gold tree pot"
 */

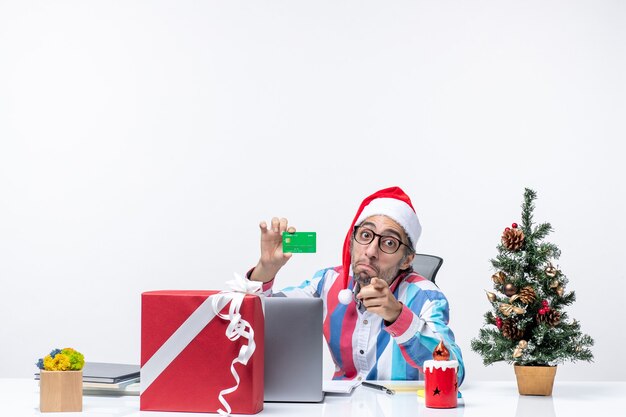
xmin=514 ymin=364 xmax=557 ymax=396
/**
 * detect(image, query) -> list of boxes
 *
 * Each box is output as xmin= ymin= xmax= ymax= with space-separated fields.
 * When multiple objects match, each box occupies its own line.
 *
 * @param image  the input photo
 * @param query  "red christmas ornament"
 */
xmin=505 ymin=227 xmax=511 ymax=232
xmin=512 ymin=223 xmax=518 ymax=228
xmin=495 ymin=317 xmax=503 ymax=329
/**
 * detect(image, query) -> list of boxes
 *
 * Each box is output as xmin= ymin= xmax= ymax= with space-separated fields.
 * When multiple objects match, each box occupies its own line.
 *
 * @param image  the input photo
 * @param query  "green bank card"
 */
xmin=282 ymin=232 xmax=317 ymax=253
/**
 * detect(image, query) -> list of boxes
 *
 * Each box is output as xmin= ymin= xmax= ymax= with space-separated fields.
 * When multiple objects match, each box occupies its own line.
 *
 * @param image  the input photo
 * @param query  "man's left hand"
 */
xmin=356 ymin=278 xmax=403 ymax=323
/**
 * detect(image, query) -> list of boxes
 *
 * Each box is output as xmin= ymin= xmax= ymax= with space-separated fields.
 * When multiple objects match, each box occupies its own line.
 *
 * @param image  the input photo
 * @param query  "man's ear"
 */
xmin=400 ymin=252 xmax=415 ymax=270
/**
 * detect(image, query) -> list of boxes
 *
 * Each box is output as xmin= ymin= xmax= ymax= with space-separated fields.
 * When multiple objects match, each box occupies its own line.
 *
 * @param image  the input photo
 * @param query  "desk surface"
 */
xmin=0 ymin=379 xmax=623 ymax=417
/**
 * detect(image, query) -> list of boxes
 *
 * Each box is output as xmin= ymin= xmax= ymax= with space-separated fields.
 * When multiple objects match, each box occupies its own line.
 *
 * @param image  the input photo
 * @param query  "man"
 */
xmin=248 ymin=186 xmax=465 ymax=384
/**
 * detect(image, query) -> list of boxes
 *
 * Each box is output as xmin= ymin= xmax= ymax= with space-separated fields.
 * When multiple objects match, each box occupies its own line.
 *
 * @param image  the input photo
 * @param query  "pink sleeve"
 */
xmin=383 ymin=304 xmax=413 ymax=338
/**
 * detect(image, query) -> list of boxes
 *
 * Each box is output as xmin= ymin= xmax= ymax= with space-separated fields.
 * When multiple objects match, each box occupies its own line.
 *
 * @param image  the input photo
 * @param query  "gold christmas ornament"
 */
xmin=502 ymin=228 xmax=525 ymax=251
xmin=512 ymin=306 xmax=527 ymax=315
xmin=499 ymin=303 xmax=514 ymax=316
xmin=486 ymin=291 xmax=497 ymax=303
xmin=545 ymin=263 xmax=558 ymax=277
xmin=504 ymin=283 xmax=518 ymax=297
xmin=556 ymin=285 xmax=565 ymax=297
xmin=550 ymin=279 xmax=559 ymax=289
xmin=492 ymin=271 xmax=506 ymax=285
xmin=499 ymin=302 xmax=526 ymax=316
xmin=513 ymin=339 xmax=528 ymax=358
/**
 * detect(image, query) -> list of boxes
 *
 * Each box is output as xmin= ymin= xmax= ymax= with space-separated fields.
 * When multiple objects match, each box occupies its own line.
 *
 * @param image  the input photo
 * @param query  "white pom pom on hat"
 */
xmin=338 ymin=186 xmax=421 ymax=305
xmin=338 ymin=289 xmax=353 ymax=305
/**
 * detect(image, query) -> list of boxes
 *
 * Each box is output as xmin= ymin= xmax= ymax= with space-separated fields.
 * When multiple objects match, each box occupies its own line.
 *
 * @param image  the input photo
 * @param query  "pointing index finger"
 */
xmin=370 ymin=278 xmax=388 ymax=290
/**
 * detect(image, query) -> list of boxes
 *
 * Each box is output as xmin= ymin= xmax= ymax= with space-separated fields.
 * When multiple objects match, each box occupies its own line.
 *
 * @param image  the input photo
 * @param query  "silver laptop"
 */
xmin=264 ymin=297 xmax=324 ymax=402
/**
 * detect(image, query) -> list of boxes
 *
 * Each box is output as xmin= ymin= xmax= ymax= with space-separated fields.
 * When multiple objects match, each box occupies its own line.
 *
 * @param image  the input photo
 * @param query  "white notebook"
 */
xmin=323 ymin=380 xmax=360 ymax=394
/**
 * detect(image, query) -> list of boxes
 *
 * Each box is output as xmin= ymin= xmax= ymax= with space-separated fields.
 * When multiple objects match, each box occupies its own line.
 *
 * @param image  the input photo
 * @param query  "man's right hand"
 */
xmin=249 ymin=217 xmax=295 ymax=283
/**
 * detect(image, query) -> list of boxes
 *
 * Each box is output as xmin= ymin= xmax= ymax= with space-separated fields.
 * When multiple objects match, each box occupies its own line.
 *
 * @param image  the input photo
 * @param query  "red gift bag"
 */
xmin=140 ymin=290 xmax=264 ymax=414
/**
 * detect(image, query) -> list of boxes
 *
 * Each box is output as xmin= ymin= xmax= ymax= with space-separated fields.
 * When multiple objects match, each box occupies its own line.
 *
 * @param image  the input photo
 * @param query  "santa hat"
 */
xmin=338 ymin=186 xmax=422 ymax=305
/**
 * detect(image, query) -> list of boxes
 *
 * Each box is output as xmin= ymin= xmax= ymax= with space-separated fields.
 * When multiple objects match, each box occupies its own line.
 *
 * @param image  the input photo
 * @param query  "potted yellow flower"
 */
xmin=36 ymin=348 xmax=85 ymax=412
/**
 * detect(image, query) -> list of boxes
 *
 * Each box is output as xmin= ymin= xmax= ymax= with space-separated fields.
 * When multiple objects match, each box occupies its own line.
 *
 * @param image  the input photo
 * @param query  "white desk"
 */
xmin=1 ymin=379 xmax=623 ymax=417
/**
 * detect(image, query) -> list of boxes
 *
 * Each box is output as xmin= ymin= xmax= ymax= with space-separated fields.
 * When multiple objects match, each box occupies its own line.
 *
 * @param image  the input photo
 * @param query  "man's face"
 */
xmin=350 ymin=215 xmax=414 ymax=286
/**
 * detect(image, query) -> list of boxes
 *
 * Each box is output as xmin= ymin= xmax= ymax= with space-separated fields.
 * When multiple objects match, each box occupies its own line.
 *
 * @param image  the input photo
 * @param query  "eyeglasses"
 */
xmin=353 ymin=226 xmax=414 ymax=255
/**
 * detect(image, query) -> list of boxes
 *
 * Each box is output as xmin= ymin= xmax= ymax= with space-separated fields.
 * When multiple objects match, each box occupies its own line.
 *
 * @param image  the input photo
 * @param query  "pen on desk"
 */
xmin=361 ymin=381 xmax=395 ymax=395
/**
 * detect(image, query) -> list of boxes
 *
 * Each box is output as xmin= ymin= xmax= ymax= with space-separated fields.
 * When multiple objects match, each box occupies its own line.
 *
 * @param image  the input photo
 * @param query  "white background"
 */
xmin=1 ymin=0 xmax=624 ymax=381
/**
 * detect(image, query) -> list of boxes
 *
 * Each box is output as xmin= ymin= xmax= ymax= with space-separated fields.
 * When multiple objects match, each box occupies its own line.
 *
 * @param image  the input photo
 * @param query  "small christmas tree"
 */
xmin=471 ymin=188 xmax=594 ymax=367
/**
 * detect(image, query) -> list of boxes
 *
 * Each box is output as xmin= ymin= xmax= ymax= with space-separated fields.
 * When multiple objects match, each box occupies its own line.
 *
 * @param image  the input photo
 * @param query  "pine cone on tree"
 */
xmin=518 ymin=286 xmax=537 ymax=304
xmin=501 ymin=319 xmax=524 ymax=340
xmin=502 ymin=228 xmax=525 ymax=251
xmin=537 ymin=309 xmax=561 ymax=327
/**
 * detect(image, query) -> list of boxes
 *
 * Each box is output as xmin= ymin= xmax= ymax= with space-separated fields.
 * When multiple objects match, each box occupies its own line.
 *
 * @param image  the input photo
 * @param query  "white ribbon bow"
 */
xmin=211 ymin=273 xmax=263 ymax=416
xmin=224 ymin=272 xmax=263 ymax=295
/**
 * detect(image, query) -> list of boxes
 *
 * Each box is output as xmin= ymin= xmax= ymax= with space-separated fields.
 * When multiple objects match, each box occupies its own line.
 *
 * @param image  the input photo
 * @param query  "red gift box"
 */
xmin=140 ymin=290 xmax=264 ymax=414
